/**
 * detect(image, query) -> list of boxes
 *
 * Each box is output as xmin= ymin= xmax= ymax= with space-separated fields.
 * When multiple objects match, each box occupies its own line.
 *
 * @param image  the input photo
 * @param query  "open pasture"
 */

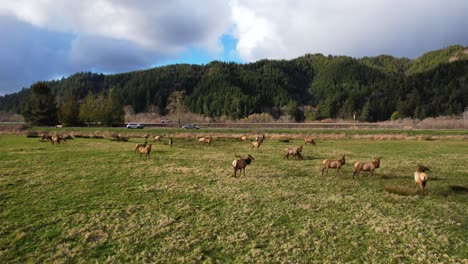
xmin=0 ymin=133 xmax=467 ymax=262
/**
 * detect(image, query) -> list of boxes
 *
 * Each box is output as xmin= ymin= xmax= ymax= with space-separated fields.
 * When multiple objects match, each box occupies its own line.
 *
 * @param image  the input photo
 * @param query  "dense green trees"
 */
xmin=2 ymin=45 xmax=467 ymax=123
xmin=21 ymin=82 xmax=58 ymax=125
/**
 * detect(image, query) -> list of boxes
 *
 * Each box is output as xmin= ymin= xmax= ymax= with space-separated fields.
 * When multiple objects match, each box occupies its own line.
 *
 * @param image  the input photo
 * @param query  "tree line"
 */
xmin=1 ymin=45 xmax=467 ymax=124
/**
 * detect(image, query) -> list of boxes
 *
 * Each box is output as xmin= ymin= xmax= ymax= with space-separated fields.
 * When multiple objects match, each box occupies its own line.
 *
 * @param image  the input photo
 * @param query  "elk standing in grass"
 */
xmin=232 ymin=154 xmax=255 ymax=177
xmin=251 ymin=140 xmax=262 ymax=150
xmin=154 ymin=135 xmax=162 ymax=141
xmin=198 ymin=137 xmax=206 ymax=144
xmin=50 ymin=135 xmax=61 ymax=144
xmin=203 ymin=136 xmax=212 ymax=145
xmin=240 ymin=136 xmax=247 ymax=141
xmin=136 ymin=144 xmax=152 ymax=159
xmin=322 ymin=155 xmax=346 ymax=175
xmin=135 ymin=142 xmax=147 ymax=152
xmin=353 ymin=157 xmax=381 ymax=179
xmin=285 ymin=146 xmax=303 ymax=160
xmin=414 ymin=164 xmax=429 ymax=195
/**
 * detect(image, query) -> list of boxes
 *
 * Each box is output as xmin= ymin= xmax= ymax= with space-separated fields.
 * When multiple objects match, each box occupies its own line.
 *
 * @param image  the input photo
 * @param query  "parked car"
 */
xmin=126 ymin=123 xmax=144 ymax=129
xmin=181 ymin=124 xmax=199 ymax=129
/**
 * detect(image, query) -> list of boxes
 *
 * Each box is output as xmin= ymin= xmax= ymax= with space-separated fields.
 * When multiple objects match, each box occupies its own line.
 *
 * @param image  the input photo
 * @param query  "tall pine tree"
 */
xmin=21 ymin=82 xmax=58 ymax=125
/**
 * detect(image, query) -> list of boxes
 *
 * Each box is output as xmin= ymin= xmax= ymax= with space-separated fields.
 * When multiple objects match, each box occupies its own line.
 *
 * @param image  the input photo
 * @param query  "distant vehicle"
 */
xmin=126 ymin=123 xmax=144 ymax=129
xmin=181 ymin=124 xmax=199 ymax=129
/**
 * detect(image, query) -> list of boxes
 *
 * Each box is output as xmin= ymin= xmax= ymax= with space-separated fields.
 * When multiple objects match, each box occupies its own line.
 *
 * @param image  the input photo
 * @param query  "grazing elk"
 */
xmin=353 ymin=157 xmax=381 ymax=179
xmin=322 ymin=155 xmax=346 ymax=175
xmin=240 ymin=136 xmax=248 ymax=141
xmin=285 ymin=146 xmax=303 ymax=160
xmin=414 ymin=164 xmax=429 ymax=195
xmin=154 ymin=135 xmax=162 ymax=141
xmin=232 ymin=154 xmax=255 ymax=177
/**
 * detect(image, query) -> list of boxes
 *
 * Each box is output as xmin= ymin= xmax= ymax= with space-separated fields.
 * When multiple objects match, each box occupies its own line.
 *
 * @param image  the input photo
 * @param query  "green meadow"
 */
xmin=0 ymin=133 xmax=467 ymax=263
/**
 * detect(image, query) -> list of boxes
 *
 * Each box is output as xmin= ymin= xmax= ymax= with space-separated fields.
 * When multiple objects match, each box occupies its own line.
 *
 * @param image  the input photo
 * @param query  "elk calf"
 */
xmin=353 ymin=157 xmax=381 ymax=179
xmin=414 ymin=164 xmax=429 ymax=195
xmin=232 ymin=154 xmax=255 ymax=177
xmin=322 ymin=155 xmax=346 ymax=175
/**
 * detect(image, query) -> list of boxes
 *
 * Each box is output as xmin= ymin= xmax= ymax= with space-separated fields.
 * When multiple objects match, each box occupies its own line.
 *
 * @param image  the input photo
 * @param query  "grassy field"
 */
xmin=0 ymin=133 xmax=467 ymax=263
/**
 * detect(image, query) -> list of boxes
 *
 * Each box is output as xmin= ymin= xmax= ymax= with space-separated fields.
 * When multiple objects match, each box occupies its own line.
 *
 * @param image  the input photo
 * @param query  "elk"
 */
xmin=154 ymin=135 xmax=162 ymax=141
xmin=322 ymin=155 xmax=346 ymax=175
xmin=136 ymin=144 xmax=152 ymax=158
xmin=255 ymin=134 xmax=266 ymax=143
xmin=50 ymin=135 xmax=61 ymax=144
xmin=135 ymin=142 xmax=147 ymax=152
xmin=304 ymin=137 xmax=316 ymax=146
xmin=168 ymin=137 xmax=173 ymax=148
xmin=198 ymin=137 xmax=206 ymax=144
xmin=414 ymin=164 xmax=429 ymax=195
xmin=251 ymin=140 xmax=262 ymax=150
xmin=353 ymin=157 xmax=381 ymax=179
xmin=203 ymin=136 xmax=212 ymax=145
xmin=240 ymin=136 xmax=248 ymax=141
xmin=232 ymin=154 xmax=255 ymax=177
xmin=285 ymin=146 xmax=303 ymax=160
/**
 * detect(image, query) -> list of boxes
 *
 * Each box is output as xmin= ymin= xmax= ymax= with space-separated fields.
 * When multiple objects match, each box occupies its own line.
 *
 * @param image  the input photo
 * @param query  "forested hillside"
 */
xmin=1 ymin=45 xmax=467 ymax=122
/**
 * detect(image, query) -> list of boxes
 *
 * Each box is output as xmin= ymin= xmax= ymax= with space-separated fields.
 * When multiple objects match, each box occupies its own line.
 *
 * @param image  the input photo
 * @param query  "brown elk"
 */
xmin=353 ymin=157 xmax=381 ymax=179
xmin=251 ymin=140 xmax=262 ymax=150
xmin=232 ymin=154 xmax=255 ymax=177
xmin=304 ymin=137 xmax=316 ymax=146
xmin=414 ymin=164 xmax=429 ymax=195
xmin=322 ymin=155 xmax=346 ymax=175
xmin=285 ymin=146 xmax=303 ymax=160
xmin=203 ymin=136 xmax=213 ymax=145
xmin=136 ymin=144 xmax=152 ymax=158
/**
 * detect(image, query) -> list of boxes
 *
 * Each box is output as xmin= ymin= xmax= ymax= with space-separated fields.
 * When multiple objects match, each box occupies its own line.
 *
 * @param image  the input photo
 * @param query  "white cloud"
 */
xmin=230 ymin=0 xmax=468 ymax=61
xmin=0 ymin=0 xmax=232 ymax=52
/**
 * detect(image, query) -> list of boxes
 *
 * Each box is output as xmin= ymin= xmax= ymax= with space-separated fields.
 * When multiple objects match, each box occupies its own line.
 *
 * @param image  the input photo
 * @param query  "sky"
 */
xmin=0 ymin=0 xmax=467 ymax=95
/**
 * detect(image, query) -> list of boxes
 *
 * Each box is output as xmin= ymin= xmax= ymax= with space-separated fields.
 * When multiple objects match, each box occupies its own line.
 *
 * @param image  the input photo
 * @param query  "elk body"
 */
xmin=322 ymin=155 xmax=346 ymax=175
xmin=353 ymin=157 xmax=381 ymax=179
xmin=304 ymin=138 xmax=316 ymax=146
xmin=136 ymin=144 xmax=152 ymax=158
xmin=285 ymin=146 xmax=303 ymax=160
xmin=251 ymin=140 xmax=262 ymax=150
xmin=414 ymin=164 xmax=429 ymax=195
xmin=232 ymin=154 xmax=255 ymax=177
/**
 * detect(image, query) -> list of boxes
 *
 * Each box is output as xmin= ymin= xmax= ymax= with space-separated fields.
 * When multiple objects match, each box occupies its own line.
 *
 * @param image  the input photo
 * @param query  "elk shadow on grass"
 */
xmin=449 ymin=185 xmax=468 ymax=194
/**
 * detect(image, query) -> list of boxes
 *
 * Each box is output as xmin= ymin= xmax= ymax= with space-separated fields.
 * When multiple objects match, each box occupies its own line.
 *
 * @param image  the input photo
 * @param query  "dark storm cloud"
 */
xmin=0 ymin=1 xmax=232 ymax=94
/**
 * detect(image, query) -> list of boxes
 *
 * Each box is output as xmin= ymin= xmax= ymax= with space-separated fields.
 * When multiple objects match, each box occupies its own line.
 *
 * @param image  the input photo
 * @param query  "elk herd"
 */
xmin=35 ymin=131 xmax=430 ymax=195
